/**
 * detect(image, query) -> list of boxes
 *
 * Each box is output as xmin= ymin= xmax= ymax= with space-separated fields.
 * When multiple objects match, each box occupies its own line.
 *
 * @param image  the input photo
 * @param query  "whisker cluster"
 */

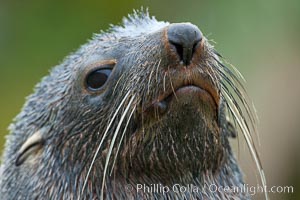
xmin=209 ymin=49 xmax=268 ymax=200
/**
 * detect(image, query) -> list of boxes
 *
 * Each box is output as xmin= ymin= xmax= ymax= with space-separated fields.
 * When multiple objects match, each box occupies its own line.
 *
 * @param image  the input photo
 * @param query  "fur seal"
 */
xmin=0 ymin=11 xmax=267 ymax=200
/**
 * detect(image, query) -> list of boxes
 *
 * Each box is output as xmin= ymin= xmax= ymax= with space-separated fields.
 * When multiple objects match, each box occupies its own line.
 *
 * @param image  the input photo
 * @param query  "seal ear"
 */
xmin=15 ymin=129 xmax=45 ymax=166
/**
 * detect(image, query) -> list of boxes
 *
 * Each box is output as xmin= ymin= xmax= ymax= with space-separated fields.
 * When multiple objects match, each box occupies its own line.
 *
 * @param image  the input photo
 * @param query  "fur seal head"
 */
xmin=0 ymin=10 xmax=267 ymax=200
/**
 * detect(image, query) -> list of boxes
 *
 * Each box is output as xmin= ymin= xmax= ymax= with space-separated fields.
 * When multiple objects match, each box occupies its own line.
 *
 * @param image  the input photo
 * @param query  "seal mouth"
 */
xmin=143 ymin=78 xmax=220 ymax=114
xmin=169 ymin=85 xmax=216 ymax=106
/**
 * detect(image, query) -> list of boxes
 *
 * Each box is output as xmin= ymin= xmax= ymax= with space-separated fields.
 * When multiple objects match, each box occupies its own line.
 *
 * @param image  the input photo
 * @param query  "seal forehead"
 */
xmin=98 ymin=11 xmax=169 ymax=39
xmin=71 ymin=12 xmax=169 ymax=70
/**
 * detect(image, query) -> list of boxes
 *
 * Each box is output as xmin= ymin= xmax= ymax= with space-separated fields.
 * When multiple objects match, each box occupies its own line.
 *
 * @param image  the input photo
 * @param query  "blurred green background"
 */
xmin=0 ymin=0 xmax=299 ymax=199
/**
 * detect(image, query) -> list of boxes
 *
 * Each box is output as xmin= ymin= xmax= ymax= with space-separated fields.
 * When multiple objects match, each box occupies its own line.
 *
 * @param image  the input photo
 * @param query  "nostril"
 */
xmin=170 ymin=41 xmax=184 ymax=62
xmin=192 ymin=39 xmax=202 ymax=57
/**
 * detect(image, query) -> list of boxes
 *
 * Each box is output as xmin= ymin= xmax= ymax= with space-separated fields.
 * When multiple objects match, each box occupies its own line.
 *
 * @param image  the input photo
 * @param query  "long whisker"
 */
xmin=147 ymin=60 xmax=159 ymax=95
xmin=213 ymin=59 xmax=257 ymax=131
xmin=220 ymin=83 xmax=251 ymax=134
xmin=113 ymin=73 xmax=126 ymax=95
xmin=212 ymin=53 xmax=268 ymax=200
xmin=110 ymin=105 xmax=136 ymax=176
xmin=100 ymin=94 xmax=136 ymax=200
xmin=79 ymin=91 xmax=131 ymax=200
xmin=168 ymin=66 xmax=178 ymax=101
xmin=163 ymin=71 xmax=167 ymax=92
xmin=223 ymin=90 xmax=268 ymax=200
xmin=155 ymin=59 xmax=162 ymax=82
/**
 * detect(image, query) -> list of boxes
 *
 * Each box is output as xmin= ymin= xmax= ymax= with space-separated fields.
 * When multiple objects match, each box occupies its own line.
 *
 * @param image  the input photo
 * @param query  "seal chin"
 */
xmin=126 ymin=84 xmax=221 ymax=176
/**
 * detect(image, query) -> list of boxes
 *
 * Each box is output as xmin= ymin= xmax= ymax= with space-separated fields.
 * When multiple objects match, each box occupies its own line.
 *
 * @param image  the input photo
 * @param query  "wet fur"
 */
xmin=0 ymin=11 xmax=266 ymax=200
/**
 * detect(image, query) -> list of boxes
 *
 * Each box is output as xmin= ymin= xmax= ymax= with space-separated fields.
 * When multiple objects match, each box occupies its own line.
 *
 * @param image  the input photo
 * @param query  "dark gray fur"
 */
xmin=0 ymin=11 xmax=254 ymax=199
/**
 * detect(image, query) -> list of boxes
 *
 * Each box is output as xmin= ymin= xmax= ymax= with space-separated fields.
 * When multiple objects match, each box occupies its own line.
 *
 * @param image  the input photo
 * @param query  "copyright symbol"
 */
xmin=125 ymin=184 xmax=133 ymax=191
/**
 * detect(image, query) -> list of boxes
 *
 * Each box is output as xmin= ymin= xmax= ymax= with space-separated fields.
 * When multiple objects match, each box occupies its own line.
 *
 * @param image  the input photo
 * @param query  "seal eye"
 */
xmin=86 ymin=68 xmax=112 ymax=90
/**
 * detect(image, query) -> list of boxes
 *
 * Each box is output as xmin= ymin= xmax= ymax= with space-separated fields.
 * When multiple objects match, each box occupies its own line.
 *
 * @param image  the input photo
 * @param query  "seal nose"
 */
xmin=167 ymin=23 xmax=202 ymax=66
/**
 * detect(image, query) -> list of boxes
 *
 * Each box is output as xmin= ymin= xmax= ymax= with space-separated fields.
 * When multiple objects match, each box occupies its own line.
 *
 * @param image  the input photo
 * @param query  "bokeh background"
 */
xmin=0 ymin=0 xmax=299 ymax=199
